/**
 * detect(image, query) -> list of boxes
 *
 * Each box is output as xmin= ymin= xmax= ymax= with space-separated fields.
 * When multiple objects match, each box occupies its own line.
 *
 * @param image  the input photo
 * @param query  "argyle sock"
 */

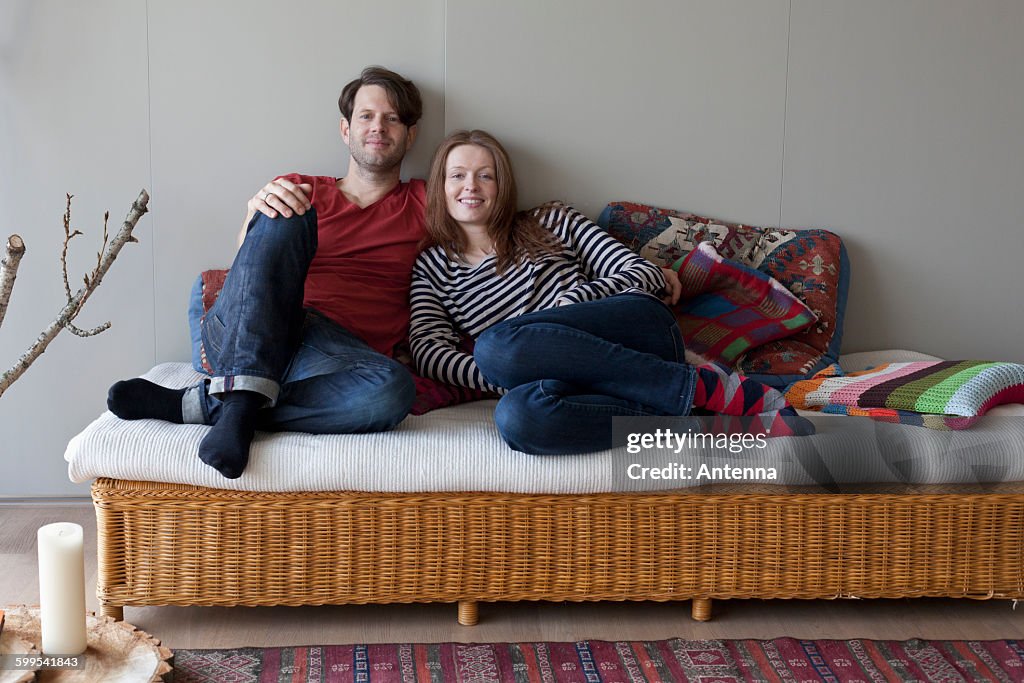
xmin=693 ymin=363 xmax=789 ymax=414
xmin=107 ymin=378 xmax=186 ymax=423
xmin=692 ymin=363 xmax=814 ymax=437
xmin=701 ymin=405 xmax=814 ymax=437
xmin=198 ymin=391 xmax=263 ymax=479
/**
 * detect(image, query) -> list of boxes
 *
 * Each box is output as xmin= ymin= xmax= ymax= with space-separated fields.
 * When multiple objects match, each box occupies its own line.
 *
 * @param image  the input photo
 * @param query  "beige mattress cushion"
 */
xmin=65 ymin=351 xmax=1024 ymax=492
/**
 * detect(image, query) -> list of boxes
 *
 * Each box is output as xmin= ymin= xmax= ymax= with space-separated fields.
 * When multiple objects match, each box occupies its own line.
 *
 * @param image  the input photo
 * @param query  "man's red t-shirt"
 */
xmin=277 ymin=174 xmax=426 ymax=357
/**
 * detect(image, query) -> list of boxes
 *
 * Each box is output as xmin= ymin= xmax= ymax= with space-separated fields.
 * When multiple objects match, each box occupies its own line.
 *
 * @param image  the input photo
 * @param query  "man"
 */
xmin=107 ymin=66 xmax=426 ymax=479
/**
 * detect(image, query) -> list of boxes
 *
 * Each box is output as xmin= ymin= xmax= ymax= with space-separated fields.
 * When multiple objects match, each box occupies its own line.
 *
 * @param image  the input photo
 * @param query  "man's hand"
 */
xmin=660 ymin=266 xmax=682 ymax=305
xmin=239 ymin=179 xmax=315 ymax=248
xmin=248 ymin=178 xmax=313 ymax=220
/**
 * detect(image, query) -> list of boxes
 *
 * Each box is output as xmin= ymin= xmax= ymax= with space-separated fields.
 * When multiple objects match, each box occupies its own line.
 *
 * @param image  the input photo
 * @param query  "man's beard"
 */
xmin=349 ymin=137 xmax=406 ymax=173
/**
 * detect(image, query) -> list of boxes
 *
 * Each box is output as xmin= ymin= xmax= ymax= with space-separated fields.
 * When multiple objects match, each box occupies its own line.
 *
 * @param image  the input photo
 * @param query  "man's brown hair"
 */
xmin=338 ymin=66 xmax=423 ymax=127
xmin=425 ymin=129 xmax=562 ymax=274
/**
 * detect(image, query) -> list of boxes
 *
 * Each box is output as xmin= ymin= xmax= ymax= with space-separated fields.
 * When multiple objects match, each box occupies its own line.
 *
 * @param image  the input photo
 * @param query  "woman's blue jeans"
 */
xmin=184 ymin=210 xmax=414 ymax=433
xmin=473 ymin=294 xmax=697 ymax=454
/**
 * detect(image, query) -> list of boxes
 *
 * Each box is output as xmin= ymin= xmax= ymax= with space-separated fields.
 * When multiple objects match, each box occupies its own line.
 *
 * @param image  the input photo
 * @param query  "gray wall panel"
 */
xmin=782 ymin=0 xmax=1023 ymax=359
xmin=0 ymin=0 xmax=153 ymax=496
xmin=444 ymin=0 xmax=791 ymax=223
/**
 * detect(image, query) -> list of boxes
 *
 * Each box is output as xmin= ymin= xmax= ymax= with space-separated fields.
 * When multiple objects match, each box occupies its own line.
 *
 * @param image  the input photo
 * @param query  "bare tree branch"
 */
xmin=0 ymin=189 xmax=149 ymax=398
xmin=65 ymin=321 xmax=112 ymax=337
xmin=61 ymin=193 xmax=83 ymax=301
xmin=0 ymin=234 xmax=26 ymax=331
xmin=96 ymin=211 xmax=110 ymax=273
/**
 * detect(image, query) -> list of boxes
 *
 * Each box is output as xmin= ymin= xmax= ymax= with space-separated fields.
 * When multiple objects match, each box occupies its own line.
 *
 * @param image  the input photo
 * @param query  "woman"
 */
xmin=409 ymin=130 xmax=798 ymax=454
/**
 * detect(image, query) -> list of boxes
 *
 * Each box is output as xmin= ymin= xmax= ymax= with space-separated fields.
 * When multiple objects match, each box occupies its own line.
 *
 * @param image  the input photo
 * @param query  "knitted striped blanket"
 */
xmin=786 ymin=360 xmax=1024 ymax=429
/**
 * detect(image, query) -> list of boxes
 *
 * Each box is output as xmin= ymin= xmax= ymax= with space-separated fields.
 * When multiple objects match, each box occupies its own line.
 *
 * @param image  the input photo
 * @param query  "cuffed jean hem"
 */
xmin=182 ymin=384 xmax=207 ymax=424
xmin=677 ymin=365 xmax=698 ymax=417
xmin=207 ymin=374 xmax=279 ymax=407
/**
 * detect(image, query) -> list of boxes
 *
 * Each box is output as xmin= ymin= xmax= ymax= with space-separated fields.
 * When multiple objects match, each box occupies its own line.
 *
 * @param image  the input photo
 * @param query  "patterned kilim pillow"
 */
xmin=187 ymin=270 xmax=493 ymax=416
xmin=786 ymin=360 xmax=1024 ymax=429
xmin=672 ymin=242 xmax=817 ymax=364
xmin=599 ymin=201 xmax=850 ymax=388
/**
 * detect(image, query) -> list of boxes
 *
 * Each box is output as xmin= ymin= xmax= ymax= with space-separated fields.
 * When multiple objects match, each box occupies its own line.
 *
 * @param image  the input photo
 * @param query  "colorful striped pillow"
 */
xmin=787 ymin=360 xmax=1024 ymax=429
xmin=672 ymin=242 xmax=817 ymax=364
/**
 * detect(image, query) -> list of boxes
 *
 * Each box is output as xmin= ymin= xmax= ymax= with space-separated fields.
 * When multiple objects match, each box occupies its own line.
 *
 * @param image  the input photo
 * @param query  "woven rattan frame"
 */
xmin=92 ymin=478 xmax=1024 ymax=621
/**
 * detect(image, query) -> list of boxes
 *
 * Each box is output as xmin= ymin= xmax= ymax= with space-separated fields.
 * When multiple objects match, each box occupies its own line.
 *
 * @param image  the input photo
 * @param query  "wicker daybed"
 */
xmin=68 ymin=352 xmax=1024 ymax=625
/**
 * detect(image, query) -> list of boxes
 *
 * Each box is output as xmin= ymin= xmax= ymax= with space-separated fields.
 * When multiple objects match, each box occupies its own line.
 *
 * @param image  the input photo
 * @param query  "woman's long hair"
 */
xmin=425 ymin=129 xmax=561 ymax=274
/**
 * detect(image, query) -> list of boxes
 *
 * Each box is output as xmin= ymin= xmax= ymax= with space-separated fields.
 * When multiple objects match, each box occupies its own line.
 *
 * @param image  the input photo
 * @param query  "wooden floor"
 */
xmin=2 ymin=503 xmax=1023 ymax=649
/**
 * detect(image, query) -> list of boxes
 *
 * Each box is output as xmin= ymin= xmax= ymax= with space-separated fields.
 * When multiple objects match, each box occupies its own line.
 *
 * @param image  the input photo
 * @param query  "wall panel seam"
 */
xmin=779 ymin=0 xmax=792 ymax=230
xmin=145 ymin=0 xmax=158 ymax=366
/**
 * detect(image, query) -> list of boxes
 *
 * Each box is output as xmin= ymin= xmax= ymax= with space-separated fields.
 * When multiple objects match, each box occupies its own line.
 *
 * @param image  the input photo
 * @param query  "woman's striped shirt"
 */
xmin=409 ymin=205 xmax=666 ymax=392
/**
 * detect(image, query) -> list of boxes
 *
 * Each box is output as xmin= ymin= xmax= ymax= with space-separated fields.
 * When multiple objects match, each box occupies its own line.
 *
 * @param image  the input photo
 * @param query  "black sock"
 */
xmin=198 ymin=391 xmax=263 ymax=479
xmin=107 ymin=378 xmax=186 ymax=423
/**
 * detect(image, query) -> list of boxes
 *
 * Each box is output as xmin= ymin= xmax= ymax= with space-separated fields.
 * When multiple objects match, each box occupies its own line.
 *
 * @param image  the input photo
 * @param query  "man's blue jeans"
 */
xmin=184 ymin=210 xmax=414 ymax=433
xmin=473 ymin=294 xmax=697 ymax=454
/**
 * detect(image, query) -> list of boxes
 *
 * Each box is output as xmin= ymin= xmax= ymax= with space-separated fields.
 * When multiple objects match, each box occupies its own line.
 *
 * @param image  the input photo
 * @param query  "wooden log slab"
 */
xmin=0 ymin=625 xmax=38 ymax=683
xmin=1 ymin=606 xmax=171 ymax=682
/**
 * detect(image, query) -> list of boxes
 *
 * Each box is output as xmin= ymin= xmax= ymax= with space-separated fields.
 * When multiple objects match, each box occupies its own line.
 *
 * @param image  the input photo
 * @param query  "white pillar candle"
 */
xmin=37 ymin=522 xmax=87 ymax=655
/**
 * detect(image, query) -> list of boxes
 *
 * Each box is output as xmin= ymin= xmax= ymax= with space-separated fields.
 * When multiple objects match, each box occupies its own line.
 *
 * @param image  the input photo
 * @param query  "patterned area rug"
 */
xmin=170 ymin=637 xmax=1024 ymax=682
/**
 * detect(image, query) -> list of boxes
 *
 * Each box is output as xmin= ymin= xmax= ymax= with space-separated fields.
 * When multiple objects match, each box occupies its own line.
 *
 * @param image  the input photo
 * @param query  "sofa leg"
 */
xmin=100 ymin=604 xmax=124 ymax=621
xmin=457 ymin=600 xmax=479 ymax=626
xmin=691 ymin=598 xmax=712 ymax=621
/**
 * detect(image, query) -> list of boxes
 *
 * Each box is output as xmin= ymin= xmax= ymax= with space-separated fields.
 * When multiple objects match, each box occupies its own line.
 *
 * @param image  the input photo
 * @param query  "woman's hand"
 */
xmin=660 ymin=266 xmax=682 ymax=305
